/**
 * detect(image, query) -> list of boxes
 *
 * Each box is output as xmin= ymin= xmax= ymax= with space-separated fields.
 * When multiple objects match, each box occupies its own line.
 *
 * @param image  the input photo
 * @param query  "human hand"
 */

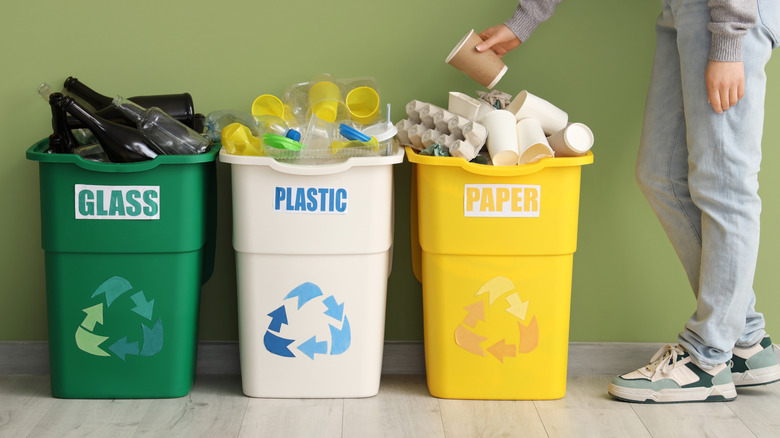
xmin=476 ymin=24 xmax=521 ymax=58
xmin=705 ymin=60 xmax=745 ymax=114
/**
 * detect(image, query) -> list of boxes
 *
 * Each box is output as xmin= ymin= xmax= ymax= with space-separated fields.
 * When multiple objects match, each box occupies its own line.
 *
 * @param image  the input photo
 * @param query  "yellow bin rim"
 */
xmin=404 ymin=146 xmax=593 ymax=175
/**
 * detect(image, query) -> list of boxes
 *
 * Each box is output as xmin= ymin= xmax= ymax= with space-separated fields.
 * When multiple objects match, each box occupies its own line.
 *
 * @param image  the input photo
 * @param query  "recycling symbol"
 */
xmin=263 ymin=282 xmax=351 ymax=360
xmin=74 ymin=276 xmax=164 ymax=361
xmin=454 ymin=276 xmax=539 ymax=362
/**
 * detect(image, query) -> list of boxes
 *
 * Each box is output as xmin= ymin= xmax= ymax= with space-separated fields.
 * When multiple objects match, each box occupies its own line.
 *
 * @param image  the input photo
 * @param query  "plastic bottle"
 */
xmin=59 ymin=96 xmax=165 ymax=163
xmin=112 ymin=95 xmax=210 ymax=155
xmin=63 ymin=76 xmax=196 ymax=128
xmin=47 ymin=92 xmax=79 ymax=154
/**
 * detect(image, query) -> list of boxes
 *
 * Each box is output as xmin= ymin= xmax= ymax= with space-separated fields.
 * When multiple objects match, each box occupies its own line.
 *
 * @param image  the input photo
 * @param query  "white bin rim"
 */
xmin=219 ymin=148 xmax=404 ymax=176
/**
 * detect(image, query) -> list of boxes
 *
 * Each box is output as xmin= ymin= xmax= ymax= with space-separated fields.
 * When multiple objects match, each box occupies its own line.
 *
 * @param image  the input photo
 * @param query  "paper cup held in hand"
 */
xmin=446 ymin=29 xmax=508 ymax=89
xmin=516 ymin=118 xmax=554 ymax=164
xmin=481 ymin=109 xmax=519 ymax=166
xmin=548 ymin=122 xmax=594 ymax=157
xmin=506 ymin=90 xmax=568 ymax=135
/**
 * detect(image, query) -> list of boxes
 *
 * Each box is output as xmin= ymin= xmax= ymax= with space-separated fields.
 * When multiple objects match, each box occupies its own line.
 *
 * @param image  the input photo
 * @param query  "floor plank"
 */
xmin=631 ymin=401 xmax=756 ymax=438
xmin=238 ymin=397 xmax=343 ymax=438
xmin=133 ymin=375 xmax=248 ymax=438
xmin=343 ymin=375 xmax=445 ymax=438
xmin=0 ymin=375 xmax=56 ymax=438
xmin=439 ymin=398 xmax=548 ymax=438
xmin=534 ymin=375 xmax=652 ymax=438
xmin=27 ymin=398 xmax=151 ymax=438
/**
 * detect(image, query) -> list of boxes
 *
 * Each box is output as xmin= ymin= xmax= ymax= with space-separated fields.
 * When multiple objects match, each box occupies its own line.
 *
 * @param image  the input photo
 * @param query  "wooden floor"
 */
xmin=2 ymin=371 xmax=780 ymax=438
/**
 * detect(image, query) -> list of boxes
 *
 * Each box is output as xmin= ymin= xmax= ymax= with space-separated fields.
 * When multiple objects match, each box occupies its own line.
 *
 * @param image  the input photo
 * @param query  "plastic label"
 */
xmin=273 ymin=186 xmax=348 ymax=214
xmin=75 ymin=184 xmax=160 ymax=220
xmin=463 ymin=184 xmax=540 ymax=217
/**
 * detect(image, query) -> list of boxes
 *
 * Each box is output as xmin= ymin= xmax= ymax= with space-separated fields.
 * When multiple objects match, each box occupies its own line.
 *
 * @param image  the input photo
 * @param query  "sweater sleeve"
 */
xmin=707 ymin=0 xmax=757 ymax=61
xmin=504 ymin=0 xmax=563 ymax=43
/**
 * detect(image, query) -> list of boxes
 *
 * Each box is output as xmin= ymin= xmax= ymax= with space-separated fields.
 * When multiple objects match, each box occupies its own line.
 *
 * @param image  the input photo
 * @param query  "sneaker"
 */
xmin=731 ymin=336 xmax=780 ymax=387
xmin=608 ymin=344 xmax=737 ymax=403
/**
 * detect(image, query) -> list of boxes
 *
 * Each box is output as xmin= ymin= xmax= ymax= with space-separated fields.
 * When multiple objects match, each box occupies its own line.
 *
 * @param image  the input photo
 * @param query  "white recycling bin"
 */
xmin=220 ymin=148 xmax=404 ymax=398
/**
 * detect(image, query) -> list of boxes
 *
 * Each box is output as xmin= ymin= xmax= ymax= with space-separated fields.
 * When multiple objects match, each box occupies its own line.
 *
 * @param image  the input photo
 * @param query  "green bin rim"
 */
xmin=26 ymin=138 xmax=221 ymax=172
xmin=404 ymin=146 xmax=593 ymax=176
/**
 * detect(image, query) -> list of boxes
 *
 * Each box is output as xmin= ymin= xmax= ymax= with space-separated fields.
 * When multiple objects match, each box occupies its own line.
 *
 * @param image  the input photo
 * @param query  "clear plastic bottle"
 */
xmin=112 ymin=95 xmax=210 ymax=155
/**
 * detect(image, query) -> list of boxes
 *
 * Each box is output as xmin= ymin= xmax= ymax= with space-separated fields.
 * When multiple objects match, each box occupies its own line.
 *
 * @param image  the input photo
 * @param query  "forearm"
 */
xmin=504 ymin=0 xmax=563 ymax=42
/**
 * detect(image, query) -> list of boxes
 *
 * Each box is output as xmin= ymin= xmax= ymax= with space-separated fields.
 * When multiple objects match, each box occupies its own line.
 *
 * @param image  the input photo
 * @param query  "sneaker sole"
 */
xmin=608 ymin=382 xmax=737 ymax=403
xmin=733 ymin=364 xmax=780 ymax=387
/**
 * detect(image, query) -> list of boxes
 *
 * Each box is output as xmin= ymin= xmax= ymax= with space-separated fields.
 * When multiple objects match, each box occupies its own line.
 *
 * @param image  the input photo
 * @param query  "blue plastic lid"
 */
xmin=339 ymin=123 xmax=371 ymax=142
xmin=285 ymin=129 xmax=302 ymax=142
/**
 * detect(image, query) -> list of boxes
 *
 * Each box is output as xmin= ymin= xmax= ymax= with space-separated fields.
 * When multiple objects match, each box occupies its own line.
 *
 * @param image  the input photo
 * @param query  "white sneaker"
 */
xmin=608 ymin=344 xmax=737 ymax=403
xmin=731 ymin=336 xmax=780 ymax=387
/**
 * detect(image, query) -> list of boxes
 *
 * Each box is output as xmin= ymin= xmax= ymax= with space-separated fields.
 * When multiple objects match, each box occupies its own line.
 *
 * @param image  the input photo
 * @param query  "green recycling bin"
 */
xmin=26 ymin=139 xmax=219 ymax=398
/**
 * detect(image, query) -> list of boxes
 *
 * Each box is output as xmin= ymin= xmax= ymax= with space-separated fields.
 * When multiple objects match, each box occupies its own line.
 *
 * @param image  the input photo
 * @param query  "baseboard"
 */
xmin=0 ymin=341 xmax=665 ymax=376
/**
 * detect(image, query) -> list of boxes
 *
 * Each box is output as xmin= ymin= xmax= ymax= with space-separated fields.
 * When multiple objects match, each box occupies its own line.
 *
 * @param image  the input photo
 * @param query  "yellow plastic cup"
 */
xmin=308 ymin=81 xmax=342 ymax=123
xmin=221 ymin=122 xmax=263 ymax=156
xmin=251 ymin=94 xmax=286 ymax=119
xmin=346 ymin=86 xmax=380 ymax=125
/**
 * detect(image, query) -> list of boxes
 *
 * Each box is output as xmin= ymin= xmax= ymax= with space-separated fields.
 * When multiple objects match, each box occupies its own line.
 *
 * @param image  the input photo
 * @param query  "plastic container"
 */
xmin=407 ymin=147 xmax=593 ymax=400
xmin=220 ymin=148 xmax=404 ymax=398
xmin=26 ymin=139 xmax=219 ymax=398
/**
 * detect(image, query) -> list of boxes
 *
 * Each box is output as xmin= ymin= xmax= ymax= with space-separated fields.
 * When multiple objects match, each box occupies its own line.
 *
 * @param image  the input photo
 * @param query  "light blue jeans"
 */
xmin=636 ymin=0 xmax=779 ymax=369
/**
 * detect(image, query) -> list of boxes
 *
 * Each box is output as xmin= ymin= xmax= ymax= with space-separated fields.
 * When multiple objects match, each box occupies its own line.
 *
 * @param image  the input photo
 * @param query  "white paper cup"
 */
xmin=476 ymin=100 xmax=497 ymax=121
xmin=506 ymin=90 xmax=568 ymax=135
xmin=547 ymin=122 xmax=594 ymax=157
xmin=446 ymin=29 xmax=508 ymax=89
xmin=481 ymin=110 xmax=519 ymax=166
xmin=516 ymin=118 xmax=554 ymax=164
xmin=448 ymin=91 xmax=482 ymax=119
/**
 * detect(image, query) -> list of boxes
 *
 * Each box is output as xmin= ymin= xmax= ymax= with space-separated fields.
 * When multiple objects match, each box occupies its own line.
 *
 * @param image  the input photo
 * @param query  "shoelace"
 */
xmin=645 ymin=344 xmax=686 ymax=377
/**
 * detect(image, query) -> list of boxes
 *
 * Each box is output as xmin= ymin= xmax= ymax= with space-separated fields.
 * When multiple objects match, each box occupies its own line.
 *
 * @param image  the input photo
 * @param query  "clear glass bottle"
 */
xmin=112 ymin=96 xmax=210 ymax=155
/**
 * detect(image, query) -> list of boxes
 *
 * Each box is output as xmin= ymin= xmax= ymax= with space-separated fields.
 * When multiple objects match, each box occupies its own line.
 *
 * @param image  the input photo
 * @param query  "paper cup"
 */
xmin=506 ymin=90 xmax=568 ymax=135
xmin=446 ymin=29 xmax=508 ymax=89
xmin=547 ymin=122 xmax=594 ymax=157
xmin=481 ymin=110 xmax=519 ymax=166
xmin=516 ymin=118 xmax=554 ymax=164
xmin=448 ymin=91 xmax=482 ymax=119
xmin=476 ymin=100 xmax=497 ymax=121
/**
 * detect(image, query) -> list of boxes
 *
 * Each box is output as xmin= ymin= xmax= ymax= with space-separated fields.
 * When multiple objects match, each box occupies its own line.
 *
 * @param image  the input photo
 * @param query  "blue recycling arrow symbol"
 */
xmin=263 ymin=282 xmax=352 ymax=360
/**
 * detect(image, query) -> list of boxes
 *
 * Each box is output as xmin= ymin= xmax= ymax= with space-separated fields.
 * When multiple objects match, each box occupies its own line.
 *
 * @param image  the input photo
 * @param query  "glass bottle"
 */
xmin=112 ymin=96 xmax=210 ymax=155
xmin=59 ymin=96 xmax=165 ymax=163
xmin=63 ymin=76 xmax=196 ymax=128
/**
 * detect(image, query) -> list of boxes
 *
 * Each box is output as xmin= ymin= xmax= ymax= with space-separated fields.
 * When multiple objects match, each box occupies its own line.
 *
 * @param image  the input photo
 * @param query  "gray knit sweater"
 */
xmin=504 ymin=0 xmax=757 ymax=61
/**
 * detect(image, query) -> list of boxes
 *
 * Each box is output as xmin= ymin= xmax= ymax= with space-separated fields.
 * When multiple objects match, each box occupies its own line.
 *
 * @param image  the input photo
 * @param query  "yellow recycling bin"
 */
xmin=407 ymin=147 xmax=593 ymax=400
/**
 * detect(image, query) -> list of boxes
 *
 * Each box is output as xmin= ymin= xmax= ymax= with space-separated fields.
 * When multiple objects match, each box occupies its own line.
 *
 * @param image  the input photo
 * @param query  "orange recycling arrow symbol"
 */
xmin=454 ymin=325 xmax=488 ymax=356
xmin=462 ymin=301 xmax=485 ymax=328
xmin=487 ymin=339 xmax=516 ymax=363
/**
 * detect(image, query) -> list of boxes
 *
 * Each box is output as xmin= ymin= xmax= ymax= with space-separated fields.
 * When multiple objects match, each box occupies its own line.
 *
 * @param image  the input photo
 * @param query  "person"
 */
xmin=478 ymin=0 xmax=780 ymax=403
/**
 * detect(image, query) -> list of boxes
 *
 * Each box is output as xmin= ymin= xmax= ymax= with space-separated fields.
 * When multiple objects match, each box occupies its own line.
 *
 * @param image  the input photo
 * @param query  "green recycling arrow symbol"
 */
xmin=74 ymin=276 xmax=164 ymax=361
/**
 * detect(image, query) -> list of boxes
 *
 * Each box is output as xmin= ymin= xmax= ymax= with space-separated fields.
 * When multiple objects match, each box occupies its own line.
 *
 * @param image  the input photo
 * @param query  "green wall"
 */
xmin=2 ymin=0 xmax=779 ymax=343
